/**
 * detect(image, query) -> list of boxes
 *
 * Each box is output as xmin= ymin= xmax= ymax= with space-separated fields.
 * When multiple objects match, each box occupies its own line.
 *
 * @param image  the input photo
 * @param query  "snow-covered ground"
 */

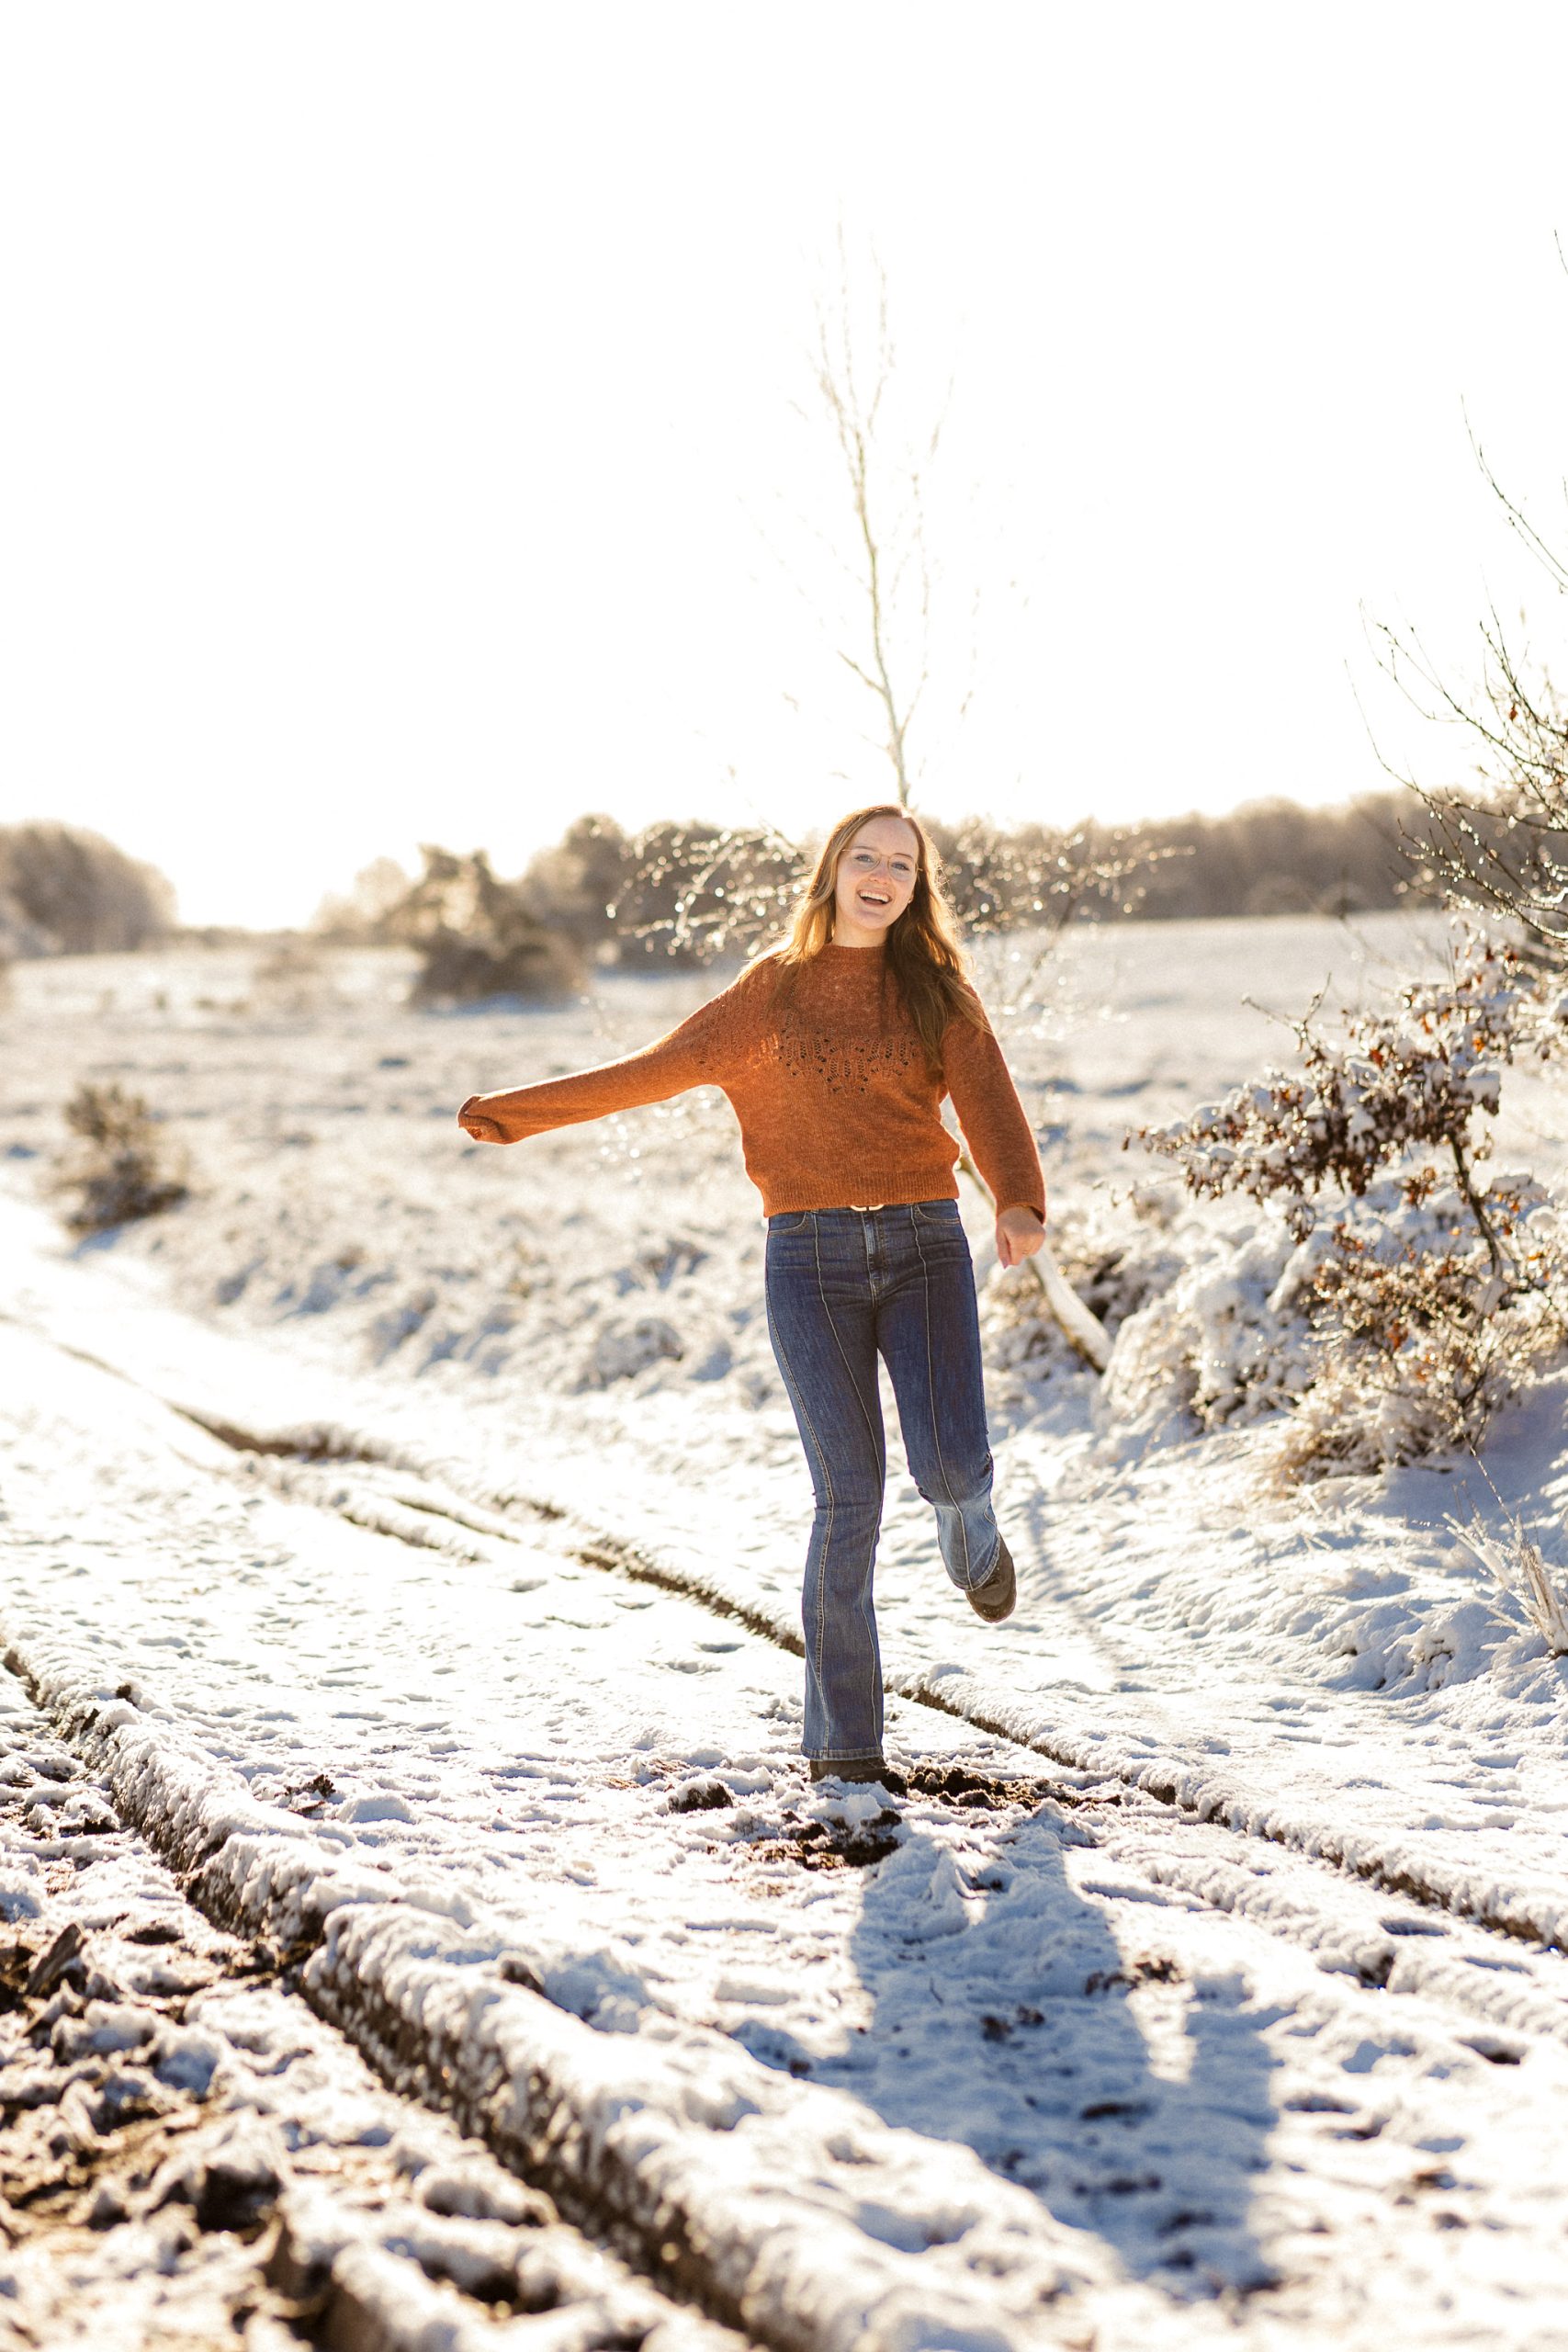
xmin=5 ymin=915 xmax=1568 ymax=2347
xmin=0 ymin=1631 xmax=748 ymax=2352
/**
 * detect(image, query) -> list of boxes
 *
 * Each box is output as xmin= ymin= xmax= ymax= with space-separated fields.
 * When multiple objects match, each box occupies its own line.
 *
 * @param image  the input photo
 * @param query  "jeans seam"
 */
xmin=816 ymin=1221 xmax=884 ymax=1736
xmin=816 ymin=1219 xmax=884 ymax=1461
xmin=913 ymin=1215 xmax=971 ymax=1588
xmin=765 ymin=1284 xmax=836 ymax=1719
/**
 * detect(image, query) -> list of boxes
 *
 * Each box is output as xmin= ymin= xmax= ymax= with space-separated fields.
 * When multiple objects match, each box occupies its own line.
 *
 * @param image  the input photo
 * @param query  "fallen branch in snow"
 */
xmin=957 ymin=1150 xmax=1111 ymax=1372
xmin=1021 ymin=1239 xmax=1114 ymax=1374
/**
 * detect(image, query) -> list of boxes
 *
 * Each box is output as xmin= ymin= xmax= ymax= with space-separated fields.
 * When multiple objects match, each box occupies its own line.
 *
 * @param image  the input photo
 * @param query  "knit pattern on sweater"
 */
xmin=459 ymin=943 xmax=1045 ymax=1219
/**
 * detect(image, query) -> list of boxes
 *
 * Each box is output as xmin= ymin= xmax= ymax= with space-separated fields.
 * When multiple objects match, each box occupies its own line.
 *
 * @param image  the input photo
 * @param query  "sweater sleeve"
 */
xmin=458 ymin=968 xmax=753 ymax=1144
xmin=942 ymin=999 xmax=1046 ymax=1221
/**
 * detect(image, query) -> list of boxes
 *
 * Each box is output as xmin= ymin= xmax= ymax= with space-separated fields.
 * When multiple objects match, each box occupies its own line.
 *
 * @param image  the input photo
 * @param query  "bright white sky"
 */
xmin=3 ymin=3 xmax=1567 ymax=928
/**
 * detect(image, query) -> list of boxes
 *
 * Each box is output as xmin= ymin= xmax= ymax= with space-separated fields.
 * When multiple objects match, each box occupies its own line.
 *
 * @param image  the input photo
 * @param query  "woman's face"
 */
xmin=832 ymin=815 xmax=920 ymax=944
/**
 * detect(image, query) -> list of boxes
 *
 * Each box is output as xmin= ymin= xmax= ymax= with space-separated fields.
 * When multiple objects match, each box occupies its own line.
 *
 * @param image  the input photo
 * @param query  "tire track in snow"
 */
xmin=11 ymin=1273 xmax=1568 ymax=1963
xmin=146 ymin=1404 xmax=1568 ymax=2067
xmin=0 ymin=1325 xmax=1125 ymax=2350
xmin=0 ymin=1638 xmax=1124 ymax=2352
xmin=11 ymin=1313 xmax=1568 ymax=2346
xmin=181 ymin=1403 xmax=1568 ymax=1981
xmin=10 ymin=1285 xmax=1568 ymax=2024
xmin=0 ymin=1664 xmax=753 ymax=2352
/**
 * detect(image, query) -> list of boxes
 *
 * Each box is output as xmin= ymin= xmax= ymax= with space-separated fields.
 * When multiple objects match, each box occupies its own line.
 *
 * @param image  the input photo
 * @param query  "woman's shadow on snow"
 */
xmin=763 ymin=1804 xmax=1280 ymax=2296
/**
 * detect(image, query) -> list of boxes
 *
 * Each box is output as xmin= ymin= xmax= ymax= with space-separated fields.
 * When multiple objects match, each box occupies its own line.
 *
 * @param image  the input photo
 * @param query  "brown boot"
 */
xmin=808 ymin=1757 xmax=908 ymax=1795
xmin=966 ymin=1537 xmax=1016 ymax=1623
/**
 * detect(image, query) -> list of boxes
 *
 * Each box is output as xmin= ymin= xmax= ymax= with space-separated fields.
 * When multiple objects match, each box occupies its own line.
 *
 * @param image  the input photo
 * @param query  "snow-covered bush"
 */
xmin=357 ymin=847 xmax=582 ymax=1006
xmin=1131 ymin=936 xmax=1568 ymax=1474
xmin=1273 ymin=1176 xmax=1566 ymax=1475
xmin=982 ymin=1182 xmax=1328 ymax=1434
xmin=1096 ymin=1216 xmax=1318 ymax=1441
xmin=53 ymin=1083 xmax=189 ymax=1236
xmin=1137 ymin=938 xmax=1545 ymax=1239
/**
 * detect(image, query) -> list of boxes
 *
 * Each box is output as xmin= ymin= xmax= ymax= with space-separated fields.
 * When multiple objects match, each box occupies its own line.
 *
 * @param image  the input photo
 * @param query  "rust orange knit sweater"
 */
xmin=459 ymin=944 xmax=1044 ymax=1220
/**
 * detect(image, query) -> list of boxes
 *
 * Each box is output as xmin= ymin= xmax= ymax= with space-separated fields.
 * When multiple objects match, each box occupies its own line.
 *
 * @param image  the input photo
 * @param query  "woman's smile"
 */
xmin=833 ymin=818 xmax=919 ymax=945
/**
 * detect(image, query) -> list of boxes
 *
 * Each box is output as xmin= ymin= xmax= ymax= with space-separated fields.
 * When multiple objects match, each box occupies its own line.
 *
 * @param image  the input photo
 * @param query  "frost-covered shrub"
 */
xmin=1275 ymin=1178 xmax=1566 ymax=1475
xmin=362 ymin=847 xmax=581 ymax=1006
xmin=604 ymin=814 xmax=1159 ymax=972
xmin=607 ymin=821 xmax=803 ymax=966
xmin=1137 ymin=936 xmax=1546 ymax=1238
xmin=54 ymin=1083 xmax=189 ymax=1236
xmin=1133 ymin=936 xmax=1568 ymax=1473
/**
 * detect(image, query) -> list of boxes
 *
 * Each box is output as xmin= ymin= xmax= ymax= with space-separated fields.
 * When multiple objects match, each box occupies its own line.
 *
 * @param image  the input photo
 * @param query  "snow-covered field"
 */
xmin=5 ymin=913 xmax=1568 ymax=2348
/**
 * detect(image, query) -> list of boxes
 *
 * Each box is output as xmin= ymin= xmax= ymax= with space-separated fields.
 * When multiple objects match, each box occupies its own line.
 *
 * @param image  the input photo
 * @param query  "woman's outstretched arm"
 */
xmin=457 ymin=968 xmax=754 ymax=1144
xmin=942 ymin=999 xmax=1048 ymax=1261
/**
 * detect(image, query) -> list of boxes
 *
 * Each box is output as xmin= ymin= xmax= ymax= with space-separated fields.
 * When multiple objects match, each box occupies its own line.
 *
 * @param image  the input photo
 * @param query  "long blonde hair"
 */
xmin=765 ymin=804 xmax=985 ymax=1068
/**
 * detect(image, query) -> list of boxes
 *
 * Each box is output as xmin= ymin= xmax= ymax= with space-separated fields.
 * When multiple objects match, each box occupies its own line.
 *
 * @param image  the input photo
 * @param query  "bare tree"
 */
xmin=602 ymin=251 xmax=1150 ymax=1365
xmin=1369 ymin=418 xmax=1568 ymax=965
xmin=803 ymin=235 xmax=942 ymax=806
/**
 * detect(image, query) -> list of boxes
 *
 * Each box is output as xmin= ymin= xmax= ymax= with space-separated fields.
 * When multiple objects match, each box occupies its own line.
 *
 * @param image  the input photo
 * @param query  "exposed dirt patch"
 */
xmin=743 ymin=1812 xmax=904 ymax=1872
xmin=904 ymin=1759 xmax=1064 ymax=1810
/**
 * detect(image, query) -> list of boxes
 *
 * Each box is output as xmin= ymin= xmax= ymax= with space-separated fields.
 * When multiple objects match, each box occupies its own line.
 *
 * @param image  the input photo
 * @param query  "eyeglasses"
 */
xmin=845 ymin=850 xmax=916 ymax=879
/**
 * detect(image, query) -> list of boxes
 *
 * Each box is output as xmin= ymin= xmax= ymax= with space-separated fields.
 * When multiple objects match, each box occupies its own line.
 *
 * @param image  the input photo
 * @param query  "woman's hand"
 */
xmin=996 ymin=1204 xmax=1045 ymax=1269
xmin=457 ymin=1099 xmax=506 ymax=1143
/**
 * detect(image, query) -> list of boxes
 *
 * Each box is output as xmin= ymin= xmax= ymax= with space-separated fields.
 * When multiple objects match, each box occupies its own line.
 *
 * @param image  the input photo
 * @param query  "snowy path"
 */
xmin=0 ymin=1660 xmax=749 ymax=2352
xmin=8 ymin=1180 xmax=1568 ymax=1958
xmin=7 ymin=1251 xmax=1568 ymax=2342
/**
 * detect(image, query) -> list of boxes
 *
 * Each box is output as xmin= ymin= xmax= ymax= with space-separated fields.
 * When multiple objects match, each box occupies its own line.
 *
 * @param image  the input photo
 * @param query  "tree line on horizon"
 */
xmin=308 ymin=790 xmax=1450 ymax=1001
xmin=5 ymin=784 xmax=1560 ymax=988
xmin=0 ymin=823 xmax=175 ymax=959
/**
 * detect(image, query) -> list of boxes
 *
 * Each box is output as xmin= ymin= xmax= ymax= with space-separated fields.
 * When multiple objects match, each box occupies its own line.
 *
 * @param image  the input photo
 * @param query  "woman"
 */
xmin=457 ymin=805 xmax=1046 ymax=1792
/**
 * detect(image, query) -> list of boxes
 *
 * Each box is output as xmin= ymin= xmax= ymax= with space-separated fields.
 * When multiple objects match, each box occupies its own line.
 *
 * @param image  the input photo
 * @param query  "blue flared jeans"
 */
xmin=763 ymin=1200 xmax=1001 ymax=1762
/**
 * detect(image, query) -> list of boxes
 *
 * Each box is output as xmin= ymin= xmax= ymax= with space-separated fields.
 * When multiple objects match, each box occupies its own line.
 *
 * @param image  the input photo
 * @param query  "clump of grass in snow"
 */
xmin=1449 ymin=1489 xmax=1568 ymax=1657
xmin=54 ymin=1081 xmax=188 ymax=1236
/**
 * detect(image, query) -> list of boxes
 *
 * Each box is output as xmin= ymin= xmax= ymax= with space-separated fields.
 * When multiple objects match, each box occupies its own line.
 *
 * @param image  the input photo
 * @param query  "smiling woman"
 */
xmin=457 ymin=804 xmax=1046 ymax=1792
